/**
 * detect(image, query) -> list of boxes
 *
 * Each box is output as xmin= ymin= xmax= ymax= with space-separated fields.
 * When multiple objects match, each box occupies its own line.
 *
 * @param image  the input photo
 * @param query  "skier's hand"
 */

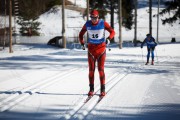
xmin=106 ymin=38 xmax=110 ymax=46
xmin=81 ymin=44 xmax=85 ymax=50
xmin=141 ymin=46 xmax=143 ymax=49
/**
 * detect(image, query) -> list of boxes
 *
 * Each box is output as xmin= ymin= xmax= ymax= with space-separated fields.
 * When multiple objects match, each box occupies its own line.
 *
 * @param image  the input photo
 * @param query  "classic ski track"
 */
xmin=62 ymin=54 xmax=171 ymax=119
xmin=63 ymin=71 xmax=128 ymax=120
xmin=0 ymin=67 xmax=81 ymax=112
xmin=63 ymin=57 xmax=152 ymax=120
xmin=0 ymin=69 xmax=31 ymax=84
xmin=75 ymin=73 xmax=128 ymax=120
xmin=0 ymin=49 xmax=174 ymax=116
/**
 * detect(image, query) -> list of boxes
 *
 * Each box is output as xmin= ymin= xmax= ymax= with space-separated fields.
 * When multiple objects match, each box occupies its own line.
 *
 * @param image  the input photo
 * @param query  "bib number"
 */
xmin=92 ymin=34 xmax=99 ymax=38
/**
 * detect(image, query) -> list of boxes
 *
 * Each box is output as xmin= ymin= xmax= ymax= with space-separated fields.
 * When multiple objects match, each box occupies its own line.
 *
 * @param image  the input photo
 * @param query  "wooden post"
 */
xmin=149 ymin=0 xmax=152 ymax=35
xmin=86 ymin=0 xmax=89 ymax=43
xmin=87 ymin=0 xmax=89 ymax=21
xmin=157 ymin=0 xmax=160 ymax=43
xmin=9 ymin=0 xmax=13 ymax=53
xmin=134 ymin=0 xmax=137 ymax=46
xmin=118 ymin=0 xmax=122 ymax=49
xmin=62 ymin=0 xmax=66 ymax=48
xmin=3 ymin=0 xmax=7 ymax=49
xmin=111 ymin=0 xmax=115 ymax=43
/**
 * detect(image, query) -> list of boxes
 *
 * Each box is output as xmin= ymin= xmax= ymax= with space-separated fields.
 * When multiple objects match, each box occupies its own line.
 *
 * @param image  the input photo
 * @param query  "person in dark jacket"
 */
xmin=141 ymin=34 xmax=157 ymax=65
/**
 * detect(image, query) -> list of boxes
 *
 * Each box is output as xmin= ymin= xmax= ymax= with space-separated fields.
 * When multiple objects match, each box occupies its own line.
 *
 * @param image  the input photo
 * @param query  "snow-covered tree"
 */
xmin=159 ymin=0 xmax=180 ymax=25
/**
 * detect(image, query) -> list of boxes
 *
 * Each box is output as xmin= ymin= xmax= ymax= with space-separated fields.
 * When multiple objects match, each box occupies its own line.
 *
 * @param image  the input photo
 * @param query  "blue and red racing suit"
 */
xmin=79 ymin=19 xmax=115 ymax=86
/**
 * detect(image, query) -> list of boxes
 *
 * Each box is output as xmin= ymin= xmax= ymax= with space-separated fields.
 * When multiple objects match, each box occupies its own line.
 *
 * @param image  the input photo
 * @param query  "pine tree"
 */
xmin=89 ymin=0 xmax=108 ymax=19
xmin=17 ymin=16 xmax=41 ymax=36
xmin=159 ymin=0 xmax=180 ymax=25
xmin=16 ymin=0 xmax=71 ymax=36
xmin=17 ymin=0 xmax=42 ymax=36
xmin=122 ymin=0 xmax=134 ymax=29
xmin=89 ymin=0 xmax=134 ymax=30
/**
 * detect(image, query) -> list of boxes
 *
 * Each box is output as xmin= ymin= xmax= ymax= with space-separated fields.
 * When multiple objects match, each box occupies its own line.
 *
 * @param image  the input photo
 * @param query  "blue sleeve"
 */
xmin=141 ymin=39 xmax=146 ymax=48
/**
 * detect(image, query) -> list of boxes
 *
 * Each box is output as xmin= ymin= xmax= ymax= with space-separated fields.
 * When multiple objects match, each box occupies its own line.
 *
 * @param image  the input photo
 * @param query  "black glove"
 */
xmin=106 ymin=38 xmax=110 ymax=45
xmin=141 ymin=45 xmax=143 ymax=49
xmin=81 ymin=44 xmax=85 ymax=50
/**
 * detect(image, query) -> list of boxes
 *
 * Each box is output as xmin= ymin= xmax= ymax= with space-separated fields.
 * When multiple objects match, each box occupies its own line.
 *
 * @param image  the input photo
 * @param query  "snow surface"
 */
xmin=68 ymin=0 xmax=86 ymax=8
xmin=0 ymin=43 xmax=180 ymax=120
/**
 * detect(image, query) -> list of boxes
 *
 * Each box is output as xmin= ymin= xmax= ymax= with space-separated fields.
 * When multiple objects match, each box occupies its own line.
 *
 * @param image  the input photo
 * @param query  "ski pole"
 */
xmin=108 ymin=44 xmax=111 ymax=51
xmin=155 ymin=48 xmax=158 ymax=62
xmin=106 ymin=44 xmax=111 ymax=51
xmin=141 ymin=48 xmax=144 ymax=64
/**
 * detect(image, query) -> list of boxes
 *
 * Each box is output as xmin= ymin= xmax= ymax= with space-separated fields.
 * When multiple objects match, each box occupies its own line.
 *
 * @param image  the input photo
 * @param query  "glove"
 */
xmin=141 ymin=45 xmax=143 ymax=48
xmin=81 ymin=44 xmax=85 ymax=50
xmin=106 ymin=38 xmax=110 ymax=46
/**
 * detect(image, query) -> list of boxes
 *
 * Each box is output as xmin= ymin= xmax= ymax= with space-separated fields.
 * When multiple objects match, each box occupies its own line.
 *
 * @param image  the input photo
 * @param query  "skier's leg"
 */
xmin=97 ymin=50 xmax=106 ymax=96
xmin=146 ymin=48 xmax=150 ymax=65
xmin=151 ymin=47 xmax=155 ymax=65
xmin=88 ymin=52 xmax=95 ymax=95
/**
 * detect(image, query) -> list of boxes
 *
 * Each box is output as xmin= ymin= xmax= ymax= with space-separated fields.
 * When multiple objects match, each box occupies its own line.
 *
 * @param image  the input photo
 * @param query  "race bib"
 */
xmin=87 ymin=29 xmax=104 ymax=40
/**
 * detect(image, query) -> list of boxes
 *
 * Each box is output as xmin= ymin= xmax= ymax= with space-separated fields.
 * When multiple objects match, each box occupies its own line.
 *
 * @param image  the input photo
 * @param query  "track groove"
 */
xmin=0 ymin=68 xmax=81 ymax=112
xmin=63 ymin=72 xmax=127 ymax=120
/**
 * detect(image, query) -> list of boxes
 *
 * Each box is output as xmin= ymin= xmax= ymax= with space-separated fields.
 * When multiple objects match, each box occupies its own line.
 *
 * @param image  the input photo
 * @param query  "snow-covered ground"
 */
xmin=68 ymin=0 xmax=86 ymax=8
xmin=0 ymin=43 xmax=180 ymax=120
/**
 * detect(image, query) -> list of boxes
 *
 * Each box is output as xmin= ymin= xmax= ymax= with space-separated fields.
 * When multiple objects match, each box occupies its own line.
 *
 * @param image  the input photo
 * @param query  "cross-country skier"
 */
xmin=141 ymin=34 xmax=157 ymax=65
xmin=79 ymin=10 xmax=115 ymax=97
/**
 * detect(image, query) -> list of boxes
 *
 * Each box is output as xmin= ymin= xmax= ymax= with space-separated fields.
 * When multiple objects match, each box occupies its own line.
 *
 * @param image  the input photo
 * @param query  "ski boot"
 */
xmin=88 ymin=91 xmax=94 ymax=96
xmin=100 ymin=92 xmax=106 ymax=96
xmin=100 ymin=84 xmax=106 ymax=97
xmin=151 ymin=60 xmax=154 ymax=65
xmin=145 ymin=62 xmax=149 ymax=65
xmin=88 ymin=84 xmax=94 ymax=96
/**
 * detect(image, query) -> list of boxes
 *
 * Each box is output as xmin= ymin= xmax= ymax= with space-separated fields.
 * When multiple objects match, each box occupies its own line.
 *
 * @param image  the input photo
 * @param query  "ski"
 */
xmin=145 ymin=64 xmax=155 ymax=65
xmin=97 ymin=95 xmax=104 ymax=103
xmin=84 ymin=95 xmax=93 ymax=103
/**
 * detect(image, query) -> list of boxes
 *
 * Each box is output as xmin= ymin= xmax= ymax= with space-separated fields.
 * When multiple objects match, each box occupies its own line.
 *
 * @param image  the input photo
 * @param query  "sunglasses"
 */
xmin=90 ymin=16 xmax=98 ymax=20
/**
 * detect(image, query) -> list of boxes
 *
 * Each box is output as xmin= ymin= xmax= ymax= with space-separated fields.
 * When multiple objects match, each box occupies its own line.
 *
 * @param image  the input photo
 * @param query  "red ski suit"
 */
xmin=79 ymin=20 xmax=115 ymax=86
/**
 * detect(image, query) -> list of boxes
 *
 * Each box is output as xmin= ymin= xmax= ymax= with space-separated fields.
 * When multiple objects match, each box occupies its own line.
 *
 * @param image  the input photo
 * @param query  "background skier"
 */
xmin=141 ymin=34 xmax=157 ymax=65
xmin=79 ymin=10 xmax=115 ymax=97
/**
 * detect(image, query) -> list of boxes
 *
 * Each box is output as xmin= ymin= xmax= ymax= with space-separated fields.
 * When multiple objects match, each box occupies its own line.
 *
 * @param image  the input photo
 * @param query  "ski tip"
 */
xmin=84 ymin=96 xmax=93 ymax=103
xmin=97 ymin=95 xmax=104 ymax=103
